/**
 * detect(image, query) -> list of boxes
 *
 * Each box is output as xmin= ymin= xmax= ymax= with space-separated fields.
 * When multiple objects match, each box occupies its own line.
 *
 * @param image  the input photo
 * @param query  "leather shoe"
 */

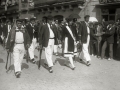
xmin=49 ymin=67 xmax=53 ymax=73
xmin=15 ymin=71 xmax=21 ymax=78
xmin=86 ymin=61 xmax=91 ymax=66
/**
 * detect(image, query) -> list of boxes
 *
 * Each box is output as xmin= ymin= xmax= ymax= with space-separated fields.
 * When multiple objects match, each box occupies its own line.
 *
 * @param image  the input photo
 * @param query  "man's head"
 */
xmin=102 ymin=18 xmax=105 ymax=22
xmin=7 ymin=20 xmax=11 ymax=25
xmin=47 ymin=15 xmax=53 ymax=25
xmin=16 ymin=19 xmax=22 ymax=28
xmin=84 ymin=15 xmax=90 ymax=22
xmin=30 ymin=18 xmax=35 ymax=25
xmin=54 ymin=19 xmax=58 ymax=24
xmin=66 ymin=17 xmax=73 ymax=25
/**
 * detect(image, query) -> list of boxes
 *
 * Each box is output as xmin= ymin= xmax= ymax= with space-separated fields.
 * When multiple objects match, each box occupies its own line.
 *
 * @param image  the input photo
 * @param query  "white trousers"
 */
xmin=28 ymin=38 xmax=37 ymax=60
xmin=44 ymin=39 xmax=54 ymax=67
xmin=80 ymin=35 xmax=91 ymax=61
xmin=13 ymin=44 xmax=25 ymax=72
xmin=54 ymin=45 xmax=58 ymax=53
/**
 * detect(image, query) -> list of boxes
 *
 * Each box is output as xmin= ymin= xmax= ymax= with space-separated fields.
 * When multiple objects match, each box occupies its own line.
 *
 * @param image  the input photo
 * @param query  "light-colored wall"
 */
xmin=78 ymin=0 xmax=99 ymax=21
xmin=36 ymin=8 xmax=81 ymax=21
xmin=28 ymin=0 xmax=100 ymax=22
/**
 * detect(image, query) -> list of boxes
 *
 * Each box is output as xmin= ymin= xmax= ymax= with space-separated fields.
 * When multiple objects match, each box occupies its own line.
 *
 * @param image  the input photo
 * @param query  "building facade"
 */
xmin=0 ymin=0 xmax=120 ymax=22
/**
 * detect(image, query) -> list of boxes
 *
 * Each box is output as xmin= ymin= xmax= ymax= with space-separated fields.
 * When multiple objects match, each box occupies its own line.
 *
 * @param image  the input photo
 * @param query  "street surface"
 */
xmin=0 ymin=45 xmax=120 ymax=90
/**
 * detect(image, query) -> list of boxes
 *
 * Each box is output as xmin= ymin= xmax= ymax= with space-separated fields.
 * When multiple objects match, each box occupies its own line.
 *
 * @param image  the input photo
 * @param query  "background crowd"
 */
xmin=0 ymin=17 xmax=120 ymax=60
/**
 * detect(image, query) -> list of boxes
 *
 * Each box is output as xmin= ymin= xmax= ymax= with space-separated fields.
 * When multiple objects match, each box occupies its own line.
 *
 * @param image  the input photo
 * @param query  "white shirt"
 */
xmin=85 ymin=22 xmax=90 ymax=34
xmin=47 ymin=23 xmax=55 ymax=45
xmin=47 ymin=23 xmax=54 ymax=38
xmin=8 ymin=25 xmax=11 ymax=33
xmin=15 ymin=27 xmax=24 ymax=43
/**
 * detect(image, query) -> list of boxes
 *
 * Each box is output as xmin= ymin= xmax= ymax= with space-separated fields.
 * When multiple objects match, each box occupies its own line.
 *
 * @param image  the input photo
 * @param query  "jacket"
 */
xmin=6 ymin=26 xmax=30 ymax=52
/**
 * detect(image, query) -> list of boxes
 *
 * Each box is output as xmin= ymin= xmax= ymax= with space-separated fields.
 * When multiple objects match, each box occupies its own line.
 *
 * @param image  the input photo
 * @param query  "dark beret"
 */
xmin=108 ymin=20 xmax=115 ymax=24
xmin=66 ymin=17 xmax=73 ymax=22
xmin=16 ymin=19 xmax=23 ymax=22
xmin=47 ymin=15 xmax=53 ymax=20
xmin=30 ymin=18 xmax=35 ymax=21
xmin=84 ymin=15 xmax=90 ymax=19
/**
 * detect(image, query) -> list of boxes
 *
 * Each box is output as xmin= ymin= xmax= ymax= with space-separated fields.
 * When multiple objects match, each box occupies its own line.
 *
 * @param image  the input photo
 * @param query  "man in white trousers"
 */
xmin=39 ymin=15 xmax=59 ymax=73
xmin=26 ymin=18 xmax=38 ymax=63
xmin=6 ymin=19 xmax=30 ymax=78
xmin=78 ymin=15 xmax=91 ymax=66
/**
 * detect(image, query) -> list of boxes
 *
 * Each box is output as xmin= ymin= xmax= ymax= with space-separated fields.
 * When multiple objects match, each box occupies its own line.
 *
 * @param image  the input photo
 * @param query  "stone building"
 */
xmin=0 ymin=0 xmax=120 ymax=22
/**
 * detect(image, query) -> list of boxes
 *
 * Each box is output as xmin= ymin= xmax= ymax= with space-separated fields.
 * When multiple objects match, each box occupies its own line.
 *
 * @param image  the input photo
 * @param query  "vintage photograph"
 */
xmin=0 ymin=0 xmax=120 ymax=90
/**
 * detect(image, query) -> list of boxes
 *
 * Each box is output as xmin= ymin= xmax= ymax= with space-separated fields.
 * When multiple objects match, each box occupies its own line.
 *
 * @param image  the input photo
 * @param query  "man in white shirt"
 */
xmin=78 ymin=15 xmax=91 ymax=66
xmin=6 ymin=19 xmax=30 ymax=78
xmin=39 ymin=16 xmax=59 ymax=73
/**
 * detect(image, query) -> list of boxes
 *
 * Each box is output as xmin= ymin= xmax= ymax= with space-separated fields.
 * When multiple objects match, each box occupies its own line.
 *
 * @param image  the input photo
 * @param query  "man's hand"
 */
xmin=26 ymin=44 xmax=30 ymax=49
xmin=117 ymin=41 xmax=119 ymax=44
xmin=102 ymin=32 xmax=105 ymax=34
xmin=6 ymin=49 xmax=9 ymax=52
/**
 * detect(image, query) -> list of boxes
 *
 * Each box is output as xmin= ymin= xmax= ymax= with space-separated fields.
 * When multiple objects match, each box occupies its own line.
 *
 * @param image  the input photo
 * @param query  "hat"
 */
xmin=47 ymin=15 xmax=53 ymax=20
xmin=108 ymin=20 xmax=115 ymax=25
xmin=66 ymin=17 xmax=73 ymax=22
xmin=30 ymin=18 xmax=35 ymax=21
xmin=16 ymin=19 xmax=23 ymax=22
xmin=84 ymin=15 xmax=90 ymax=19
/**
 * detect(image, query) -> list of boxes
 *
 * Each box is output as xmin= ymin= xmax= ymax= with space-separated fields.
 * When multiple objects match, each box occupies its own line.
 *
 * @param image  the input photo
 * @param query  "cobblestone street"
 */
xmin=0 ymin=45 xmax=120 ymax=90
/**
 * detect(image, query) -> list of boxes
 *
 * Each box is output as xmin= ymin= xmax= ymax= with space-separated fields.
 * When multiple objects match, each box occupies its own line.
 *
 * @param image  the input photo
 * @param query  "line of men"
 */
xmin=0 ymin=15 xmax=91 ymax=78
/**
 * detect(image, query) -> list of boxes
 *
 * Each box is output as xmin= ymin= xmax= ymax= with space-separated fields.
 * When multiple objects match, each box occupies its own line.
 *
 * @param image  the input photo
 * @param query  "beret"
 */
xmin=16 ymin=19 xmax=23 ymax=22
xmin=84 ymin=15 xmax=90 ymax=18
xmin=47 ymin=15 xmax=53 ymax=20
xmin=30 ymin=18 xmax=35 ymax=21
xmin=66 ymin=17 xmax=73 ymax=22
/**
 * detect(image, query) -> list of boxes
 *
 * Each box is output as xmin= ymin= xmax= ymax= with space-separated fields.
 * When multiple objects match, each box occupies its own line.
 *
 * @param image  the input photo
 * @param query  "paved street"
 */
xmin=0 ymin=45 xmax=120 ymax=90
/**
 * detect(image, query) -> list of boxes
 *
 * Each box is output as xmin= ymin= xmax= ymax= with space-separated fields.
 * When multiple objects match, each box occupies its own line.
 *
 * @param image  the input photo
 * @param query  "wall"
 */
xmin=36 ymin=8 xmax=81 ymax=21
xmin=78 ymin=0 xmax=99 ymax=21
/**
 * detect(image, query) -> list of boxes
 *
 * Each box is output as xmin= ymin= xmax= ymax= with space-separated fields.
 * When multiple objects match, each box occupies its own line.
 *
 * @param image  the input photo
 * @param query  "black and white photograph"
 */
xmin=0 ymin=0 xmax=120 ymax=90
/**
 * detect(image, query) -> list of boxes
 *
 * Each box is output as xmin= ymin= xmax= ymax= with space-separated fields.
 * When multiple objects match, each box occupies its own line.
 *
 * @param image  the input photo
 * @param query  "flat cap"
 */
xmin=84 ymin=15 xmax=90 ymax=18
xmin=47 ymin=15 xmax=53 ymax=20
xmin=30 ymin=17 xmax=35 ymax=21
xmin=16 ymin=19 xmax=23 ymax=22
xmin=66 ymin=17 xmax=73 ymax=22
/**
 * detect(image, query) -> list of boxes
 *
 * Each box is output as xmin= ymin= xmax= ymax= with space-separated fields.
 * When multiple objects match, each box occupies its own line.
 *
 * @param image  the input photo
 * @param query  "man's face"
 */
xmin=55 ymin=20 xmax=58 ymax=24
xmin=48 ymin=20 xmax=53 ymax=25
xmin=17 ymin=21 xmax=22 ymax=28
xmin=8 ymin=21 xmax=11 ymax=25
xmin=85 ymin=17 xmax=89 ymax=22
xmin=68 ymin=21 xmax=73 ymax=25
xmin=31 ymin=20 xmax=35 ymax=25
xmin=102 ymin=19 xmax=105 ymax=22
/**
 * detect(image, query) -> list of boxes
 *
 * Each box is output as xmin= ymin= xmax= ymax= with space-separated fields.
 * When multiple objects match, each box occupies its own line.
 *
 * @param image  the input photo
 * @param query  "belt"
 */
xmin=15 ymin=42 xmax=24 ymax=44
xmin=49 ymin=37 xmax=54 ymax=39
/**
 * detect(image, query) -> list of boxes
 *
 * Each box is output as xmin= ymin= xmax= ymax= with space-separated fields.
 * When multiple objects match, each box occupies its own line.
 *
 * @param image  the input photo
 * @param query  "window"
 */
xmin=101 ymin=8 xmax=116 ymax=21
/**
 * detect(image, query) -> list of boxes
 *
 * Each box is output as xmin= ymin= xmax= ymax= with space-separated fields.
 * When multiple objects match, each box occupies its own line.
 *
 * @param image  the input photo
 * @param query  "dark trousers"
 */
xmin=101 ymin=41 xmax=113 ymax=59
xmin=90 ymin=41 xmax=98 ymax=56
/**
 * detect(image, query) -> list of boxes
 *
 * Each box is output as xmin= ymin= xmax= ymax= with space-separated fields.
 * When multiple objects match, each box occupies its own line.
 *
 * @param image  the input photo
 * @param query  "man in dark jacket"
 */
xmin=78 ymin=15 xmax=91 ymax=66
xmin=26 ymin=18 xmax=38 ymax=63
xmin=101 ymin=21 xmax=115 ymax=60
xmin=39 ymin=15 xmax=59 ymax=73
xmin=6 ymin=19 xmax=30 ymax=78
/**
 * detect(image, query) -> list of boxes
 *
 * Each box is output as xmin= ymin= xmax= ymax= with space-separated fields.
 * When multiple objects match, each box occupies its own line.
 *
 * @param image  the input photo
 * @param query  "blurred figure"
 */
xmin=39 ymin=15 xmax=59 ymax=73
xmin=6 ymin=19 xmax=30 ymax=78
xmin=89 ymin=22 xmax=98 ymax=57
xmin=115 ymin=19 xmax=120 ymax=59
xmin=79 ymin=15 xmax=91 ymax=66
xmin=95 ymin=22 xmax=103 ymax=58
xmin=53 ymin=19 xmax=60 ymax=56
xmin=26 ymin=18 xmax=38 ymax=64
xmin=62 ymin=17 xmax=78 ymax=70
xmin=101 ymin=21 xmax=115 ymax=60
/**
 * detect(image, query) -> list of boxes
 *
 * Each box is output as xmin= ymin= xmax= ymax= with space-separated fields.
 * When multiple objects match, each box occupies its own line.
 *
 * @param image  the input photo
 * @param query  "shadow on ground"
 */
xmin=0 ymin=58 xmax=5 ymax=63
